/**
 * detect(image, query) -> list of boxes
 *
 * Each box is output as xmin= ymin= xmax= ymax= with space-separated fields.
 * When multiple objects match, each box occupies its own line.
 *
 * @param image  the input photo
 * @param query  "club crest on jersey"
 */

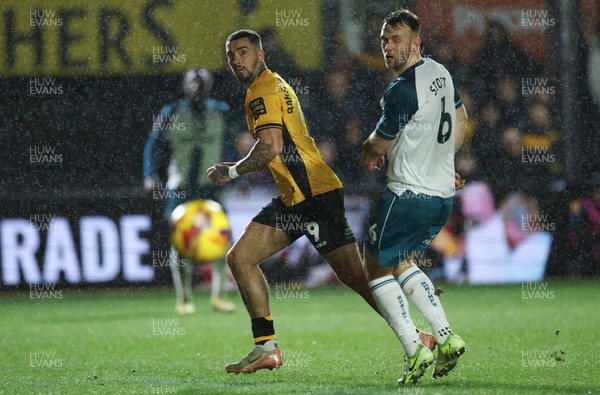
xmin=249 ymin=97 xmax=267 ymax=120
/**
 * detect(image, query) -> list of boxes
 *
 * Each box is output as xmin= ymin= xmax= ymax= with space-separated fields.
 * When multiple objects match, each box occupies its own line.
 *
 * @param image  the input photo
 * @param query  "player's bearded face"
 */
xmin=226 ymin=38 xmax=263 ymax=84
xmin=380 ymin=24 xmax=419 ymax=72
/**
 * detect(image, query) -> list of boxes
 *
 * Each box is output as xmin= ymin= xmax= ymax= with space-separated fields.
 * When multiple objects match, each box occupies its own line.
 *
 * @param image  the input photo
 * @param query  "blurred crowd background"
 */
xmin=2 ymin=0 xmax=600 ymax=288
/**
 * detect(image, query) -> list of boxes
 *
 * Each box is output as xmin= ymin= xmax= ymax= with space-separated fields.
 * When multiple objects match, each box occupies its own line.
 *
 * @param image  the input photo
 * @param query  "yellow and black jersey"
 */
xmin=244 ymin=68 xmax=342 ymax=206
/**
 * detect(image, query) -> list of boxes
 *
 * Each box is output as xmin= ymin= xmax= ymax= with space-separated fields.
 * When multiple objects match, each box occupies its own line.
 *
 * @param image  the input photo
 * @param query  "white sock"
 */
xmin=170 ymin=247 xmax=185 ymax=304
xmin=182 ymin=258 xmax=194 ymax=303
xmin=369 ymin=276 xmax=420 ymax=356
xmin=211 ymin=256 xmax=227 ymax=298
xmin=398 ymin=266 xmax=451 ymax=344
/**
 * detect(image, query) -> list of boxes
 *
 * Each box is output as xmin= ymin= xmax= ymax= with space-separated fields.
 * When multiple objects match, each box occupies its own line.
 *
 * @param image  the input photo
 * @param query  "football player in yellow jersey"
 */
xmin=208 ymin=29 xmax=435 ymax=374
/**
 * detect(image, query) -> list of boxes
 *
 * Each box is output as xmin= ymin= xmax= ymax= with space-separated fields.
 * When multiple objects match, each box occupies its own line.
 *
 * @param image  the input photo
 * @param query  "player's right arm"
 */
xmin=361 ymin=133 xmax=390 ymax=172
xmin=236 ymin=127 xmax=282 ymax=174
xmin=361 ymin=80 xmax=417 ymax=172
xmin=207 ymin=127 xmax=282 ymax=185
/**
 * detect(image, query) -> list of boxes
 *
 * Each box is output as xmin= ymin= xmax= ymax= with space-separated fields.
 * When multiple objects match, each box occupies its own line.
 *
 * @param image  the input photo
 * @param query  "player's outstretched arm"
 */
xmin=454 ymin=104 xmax=468 ymax=154
xmin=143 ymin=113 xmax=169 ymax=192
xmin=207 ymin=127 xmax=283 ymax=185
xmin=361 ymin=131 xmax=393 ymax=172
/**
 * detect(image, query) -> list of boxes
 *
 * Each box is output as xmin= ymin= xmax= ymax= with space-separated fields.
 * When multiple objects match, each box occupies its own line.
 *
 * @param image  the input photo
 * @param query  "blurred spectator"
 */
xmin=569 ymin=177 xmax=600 ymax=275
xmin=143 ymin=67 xmax=235 ymax=314
xmin=522 ymin=100 xmax=562 ymax=178
xmin=466 ymin=192 xmax=552 ymax=284
xmin=472 ymin=19 xmax=538 ymax=102
xmin=496 ymin=76 xmax=527 ymax=129
xmin=492 ymin=126 xmax=548 ymax=202
xmin=423 ymin=36 xmax=472 ymax=86
xmin=313 ymin=68 xmax=363 ymax=183
xmin=471 ymin=101 xmax=502 ymax=184
xmin=258 ymin=28 xmax=297 ymax=78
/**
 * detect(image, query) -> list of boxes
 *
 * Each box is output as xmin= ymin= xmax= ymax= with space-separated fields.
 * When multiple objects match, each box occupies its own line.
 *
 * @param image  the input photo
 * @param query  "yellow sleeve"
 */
xmin=248 ymin=91 xmax=283 ymax=134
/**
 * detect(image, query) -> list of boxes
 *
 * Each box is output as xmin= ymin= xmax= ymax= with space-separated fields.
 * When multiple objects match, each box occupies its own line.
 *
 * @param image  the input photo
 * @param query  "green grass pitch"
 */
xmin=1 ymin=281 xmax=599 ymax=394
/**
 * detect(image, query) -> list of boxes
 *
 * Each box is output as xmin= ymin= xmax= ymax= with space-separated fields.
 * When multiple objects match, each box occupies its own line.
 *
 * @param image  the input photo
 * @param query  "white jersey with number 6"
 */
xmin=374 ymin=58 xmax=462 ymax=198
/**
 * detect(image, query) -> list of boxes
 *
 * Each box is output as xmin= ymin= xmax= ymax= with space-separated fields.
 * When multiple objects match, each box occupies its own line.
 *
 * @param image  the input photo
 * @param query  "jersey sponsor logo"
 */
xmin=249 ymin=97 xmax=267 ymax=120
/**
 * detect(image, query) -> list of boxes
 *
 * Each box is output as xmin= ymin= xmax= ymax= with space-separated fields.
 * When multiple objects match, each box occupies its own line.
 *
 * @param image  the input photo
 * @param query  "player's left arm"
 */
xmin=453 ymin=103 xmax=468 ymax=190
xmin=453 ymin=81 xmax=468 ymax=190
xmin=454 ymin=104 xmax=468 ymax=154
xmin=361 ymin=132 xmax=391 ymax=172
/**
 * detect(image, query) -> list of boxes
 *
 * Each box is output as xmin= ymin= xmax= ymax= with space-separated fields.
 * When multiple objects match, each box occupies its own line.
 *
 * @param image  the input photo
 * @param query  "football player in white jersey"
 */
xmin=360 ymin=9 xmax=468 ymax=384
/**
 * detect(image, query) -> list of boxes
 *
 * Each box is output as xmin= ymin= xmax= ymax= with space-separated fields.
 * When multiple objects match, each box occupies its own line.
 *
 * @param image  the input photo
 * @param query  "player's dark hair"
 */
xmin=226 ymin=29 xmax=262 ymax=49
xmin=383 ymin=9 xmax=420 ymax=34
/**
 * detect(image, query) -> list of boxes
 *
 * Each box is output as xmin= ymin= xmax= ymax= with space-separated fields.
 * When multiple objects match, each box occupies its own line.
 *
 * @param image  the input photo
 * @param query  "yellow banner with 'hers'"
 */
xmin=1 ymin=0 xmax=321 ymax=76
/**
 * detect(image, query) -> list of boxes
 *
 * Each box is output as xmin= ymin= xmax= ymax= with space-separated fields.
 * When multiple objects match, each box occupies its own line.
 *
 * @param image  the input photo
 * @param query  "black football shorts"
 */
xmin=252 ymin=188 xmax=356 ymax=255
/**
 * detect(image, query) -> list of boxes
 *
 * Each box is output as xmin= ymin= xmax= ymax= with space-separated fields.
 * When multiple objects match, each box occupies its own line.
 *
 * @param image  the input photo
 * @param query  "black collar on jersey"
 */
xmin=257 ymin=67 xmax=268 ymax=78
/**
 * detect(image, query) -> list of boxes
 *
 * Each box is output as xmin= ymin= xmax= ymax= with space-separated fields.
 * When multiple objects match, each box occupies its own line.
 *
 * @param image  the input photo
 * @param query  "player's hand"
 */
xmin=361 ymin=154 xmax=385 ymax=172
xmin=207 ymin=163 xmax=233 ymax=185
xmin=455 ymin=172 xmax=465 ymax=190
